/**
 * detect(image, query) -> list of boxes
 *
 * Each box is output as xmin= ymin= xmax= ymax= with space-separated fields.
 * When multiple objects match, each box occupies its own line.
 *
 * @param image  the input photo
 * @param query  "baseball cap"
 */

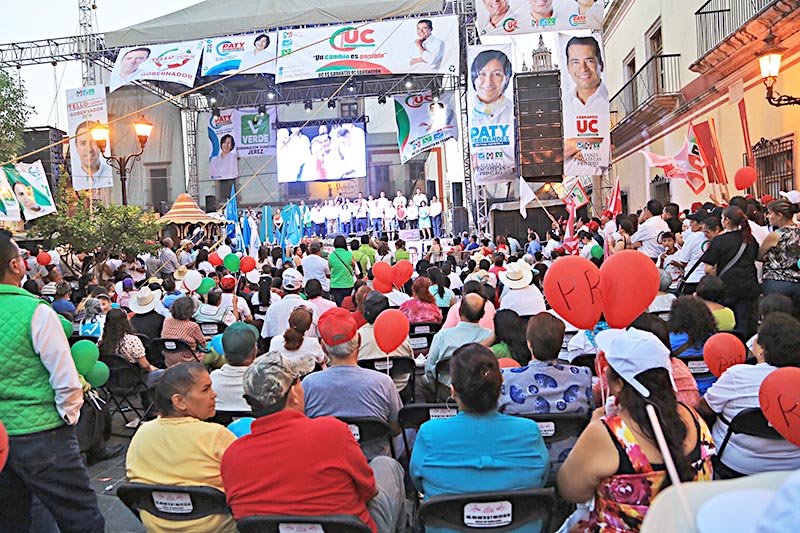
xmin=687 ymin=208 xmax=710 ymax=223
xmin=318 ymin=307 xmax=358 ymax=346
xmin=690 ymin=201 xmax=703 ymax=212
xmin=779 ymin=190 xmax=800 ymax=204
xmin=587 ymin=221 xmax=600 ymax=233
xmin=222 ymin=322 xmax=259 ymax=359
xmin=595 ymin=329 xmax=672 ymax=398
xmin=220 ymin=275 xmax=236 ymax=290
xmin=122 ymin=278 xmax=134 ymax=291
xmin=760 ymin=194 xmax=775 ymax=205
xmin=282 ymin=268 xmax=304 ymax=290
xmin=243 ymin=352 xmax=314 ymax=409
xmin=362 ymin=290 xmax=389 ymax=323
xmin=601 ymin=210 xmax=613 ymax=219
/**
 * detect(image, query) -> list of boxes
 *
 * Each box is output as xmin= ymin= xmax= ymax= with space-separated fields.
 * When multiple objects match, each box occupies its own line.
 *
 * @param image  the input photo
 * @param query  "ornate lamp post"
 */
xmin=90 ymin=116 xmax=154 ymax=205
xmin=757 ymin=33 xmax=799 ymax=107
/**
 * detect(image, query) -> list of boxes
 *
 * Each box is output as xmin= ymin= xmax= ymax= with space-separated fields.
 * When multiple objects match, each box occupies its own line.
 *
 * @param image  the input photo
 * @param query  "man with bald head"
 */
xmin=422 ymin=292 xmax=492 ymax=401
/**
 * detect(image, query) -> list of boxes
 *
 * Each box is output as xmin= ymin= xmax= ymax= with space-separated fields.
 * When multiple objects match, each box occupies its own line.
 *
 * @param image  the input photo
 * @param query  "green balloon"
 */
xmin=85 ymin=361 xmax=110 ymax=388
xmin=71 ymin=340 xmax=99 ymax=376
xmin=591 ymin=246 xmax=604 ymax=259
xmin=197 ymin=277 xmax=216 ymax=295
xmin=224 ymin=254 xmax=241 ymax=272
xmin=60 ymin=316 xmax=74 ymax=338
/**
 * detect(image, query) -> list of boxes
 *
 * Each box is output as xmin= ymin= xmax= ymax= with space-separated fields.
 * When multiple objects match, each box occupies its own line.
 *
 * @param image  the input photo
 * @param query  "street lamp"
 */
xmin=757 ymin=33 xmax=799 ymax=107
xmin=90 ymin=116 xmax=154 ymax=205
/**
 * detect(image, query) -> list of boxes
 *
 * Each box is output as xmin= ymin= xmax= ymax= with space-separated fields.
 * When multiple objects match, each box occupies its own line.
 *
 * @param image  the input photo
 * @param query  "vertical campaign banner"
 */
xmin=559 ymin=32 xmax=610 ymax=177
xmin=275 ymin=16 xmax=460 ymax=83
xmin=65 ymin=85 xmax=113 ymax=191
xmin=477 ymin=0 xmax=603 ymax=36
xmin=0 ymin=166 xmax=21 ymax=222
xmin=467 ymin=44 xmax=516 ymax=184
xmin=234 ymin=107 xmax=277 ymax=157
xmin=394 ymin=91 xmax=459 ymax=164
xmin=3 ymin=161 xmax=56 ymax=221
xmin=208 ymin=110 xmax=238 ymax=181
xmin=201 ymin=32 xmax=278 ymax=76
xmin=109 ymin=41 xmax=204 ymax=92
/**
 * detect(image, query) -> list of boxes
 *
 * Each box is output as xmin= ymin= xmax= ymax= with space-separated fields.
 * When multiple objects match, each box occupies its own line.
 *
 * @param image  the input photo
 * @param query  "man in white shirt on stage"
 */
xmin=562 ymin=35 xmax=609 ymax=177
xmin=412 ymin=187 xmax=428 ymax=207
xmin=632 ymin=199 xmax=670 ymax=261
xmin=393 ymin=191 xmax=408 ymax=209
xmin=409 ymin=19 xmax=445 ymax=71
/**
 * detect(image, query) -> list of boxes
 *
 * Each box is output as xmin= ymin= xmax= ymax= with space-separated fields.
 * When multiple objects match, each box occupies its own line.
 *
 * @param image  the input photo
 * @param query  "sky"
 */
xmin=3 ymin=1 xmax=553 ymax=129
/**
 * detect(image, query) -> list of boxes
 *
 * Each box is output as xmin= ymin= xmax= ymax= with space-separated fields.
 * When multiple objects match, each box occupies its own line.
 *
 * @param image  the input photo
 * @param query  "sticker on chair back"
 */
xmin=410 ymin=337 xmax=429 ymax=349
xmin=688 ymin=361 xmax=709 ymax=374
xmin=164 ymin=341 xmax=177 ymax=350
xmin=152 ymin=492 xmax=193 ymax=513
xmin=463 ymin=500 xmax=513 ymax=527
xmin=278 ymin=524 xmax=325 ymax=533
xmin=415 ymin=325 xmax=431 ymax=334
xmin=536 ymin=421 xmax=556 ymax=438
xmin=429 ymin=408 xmax=457 ymax=419
xmin=348 ymin=424 xmax=360 ymax=441
xmin=374 ymin=360 xmax=394 ymax=371
xmin=200 ymin=324 xmax=217 ymax=335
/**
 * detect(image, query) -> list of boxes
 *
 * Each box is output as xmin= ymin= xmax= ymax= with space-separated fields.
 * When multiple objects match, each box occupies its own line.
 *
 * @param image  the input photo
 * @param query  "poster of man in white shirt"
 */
xmin=409 ymin=19 xmax=445 ymax=71
xmin=108 ymin=47 xmax=150 ymax=90
xmin=559 ymin=33 xmax=610 ymax=178
xmin=477 ymin=0 xmax=603 ymax=36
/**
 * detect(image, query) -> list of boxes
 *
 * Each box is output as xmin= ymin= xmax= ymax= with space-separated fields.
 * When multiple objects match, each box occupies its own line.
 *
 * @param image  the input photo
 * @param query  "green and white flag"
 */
xmin=394 ymin=91 xmax=458 ymax=164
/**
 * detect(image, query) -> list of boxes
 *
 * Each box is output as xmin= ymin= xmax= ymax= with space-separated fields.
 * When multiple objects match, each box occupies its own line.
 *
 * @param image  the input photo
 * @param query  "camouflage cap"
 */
xmin=243 ymin=351 xmax=315 ymax=408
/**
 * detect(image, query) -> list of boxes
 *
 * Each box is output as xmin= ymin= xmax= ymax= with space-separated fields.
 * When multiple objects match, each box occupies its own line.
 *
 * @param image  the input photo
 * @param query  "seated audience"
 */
xmin=52 ymin=280 xmax=76 ymax=321
xmin=194 ymin=287 xmax=235 ymax=326
xmin=696 ymin=275 xmax=736 ymax=332
xmin=219 ymin=275 xmax=250 ymax=321
xmin=221 ymin=352 xmax=406 ymax=533
xmin=357 ymin=291 xmax=414 ymax=393
xmin=668 ymin=295 xmax=718 ymax=394
xmin=698 ymin=312 xmax=800 ymax=478
xmin=648 ymin=269 xmax=676 ymax=317
xmin=160 ymin=296 xmax=208 ymax=367
xmin=428 ymin=267 xmax=456 ymax=307
xmin=411 ymin=344 xmax=549 ymax=515
xmin=498 ymin=261 xmax=546 ymax=317
xmin=268 ymin=307 xmax=325 ymax=368
xmin=442 ymin=281 xmax=496 ymax=330
xmin=77 ymin=297 xmax=105 ymax=337
xmin=304 ymin=278 xmax=337 ymax=317
xmin=302 ymin=308 xmax=402 ymax=460
xmin=260 ymin=268 xmax=317 ymax=340
xmin=126 ymin=362 xmax=237 ymax=533
xmin=489 ymin=310 xmax=531 ymax=365
xmin=399 ymin=276 xmax=442 ymax=323
xmin=99 ymin=308 xmax=163 ymax=388
xmin=210 ymin=322 xmax=259 ymax=414
xmin=558 ymin=329 xmax=714 ymax=531
xmin=350 ymin=284 xmax=371 ymax=328
xmin=129 ymin=287 xmax=165 ymax=343
xmin=746 ymin=293 xmax=794 ymax=350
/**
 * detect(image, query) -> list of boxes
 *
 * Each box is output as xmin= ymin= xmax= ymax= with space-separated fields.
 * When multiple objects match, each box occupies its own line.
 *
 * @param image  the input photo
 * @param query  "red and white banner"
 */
xmin=607 ymin=176 xmax=623 ymax=217
xmin=692 ymin=119 xmax=728 ymax=185
xmin=639 ymin=140 xmax=706 ymax=195
xmin=109 ymin=41 xmax=204 ymax=92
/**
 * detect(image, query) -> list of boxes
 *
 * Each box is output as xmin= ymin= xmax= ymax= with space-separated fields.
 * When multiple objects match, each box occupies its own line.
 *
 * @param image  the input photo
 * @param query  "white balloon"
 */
xmin=246 ymin=269 xmax=261 ymax=284
xmin=217 ymin=245 xmax=233 ymax=259
xmin=48 ymin=251 xmax=60 ymax=265
xmin=182 ymin=270 xmax=203 ymax=291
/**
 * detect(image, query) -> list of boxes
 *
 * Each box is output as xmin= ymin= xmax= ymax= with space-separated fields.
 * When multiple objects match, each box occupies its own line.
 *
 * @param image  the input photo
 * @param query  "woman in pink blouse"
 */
xmin=160 ymin=296 xmax=208 ymax=367
xmin=399 ymin=277 xmax=443 ymax=323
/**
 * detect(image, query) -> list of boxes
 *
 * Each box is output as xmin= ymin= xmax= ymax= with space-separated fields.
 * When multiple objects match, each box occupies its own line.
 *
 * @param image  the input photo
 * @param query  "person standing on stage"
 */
xmin=324 ymin=200 xmax=338 ymax=236
xmin=369 ymin=194 xmax=384 ymax=238
xmin=311 ymin=203 xmax=326 ymax=238
xmin=406 ymin=201 xmax=419 ymax=230
xmin=355 ymin=198 xmax=369 ymax=234
xmin=430 ymin=195 xmax=443 ymax=238
xmin=396 ymin=202 xmax=407 ymax=231
xmin=384 ymin=203 xmax=398 ymax=242
xmin=339 ymin=199 xmax=353 ymax=235
xmin=413 ymin=187 xmax=428 ymax=207
xmin=394 ymin=190 xmax=408 ymax=209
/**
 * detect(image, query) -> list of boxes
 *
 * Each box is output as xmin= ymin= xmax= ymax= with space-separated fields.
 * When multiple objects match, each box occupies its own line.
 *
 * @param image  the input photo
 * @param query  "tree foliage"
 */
xmin=0 ymin=69 xmax=32 ymax=163
xmin=32 ymin=166 xmax=162 ymax=260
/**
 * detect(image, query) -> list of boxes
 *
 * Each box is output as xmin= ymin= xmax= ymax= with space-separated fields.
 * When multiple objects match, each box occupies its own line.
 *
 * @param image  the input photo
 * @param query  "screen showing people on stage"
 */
xmin=276 ymin=121 xmax=367 ymax=183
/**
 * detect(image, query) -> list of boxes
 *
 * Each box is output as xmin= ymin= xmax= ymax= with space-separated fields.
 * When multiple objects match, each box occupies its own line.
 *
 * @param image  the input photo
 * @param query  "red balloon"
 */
xmin=393 ymin=260 xmax=414 ymax=287
xmin=373 ymin=261 xmax=393 ymax=284
xmin=373 ymin=278 xmax=393 ymax=293
xmin=759 ymin=367 xmax=800 ymax=447
xmin=543 ymin=256 xmax=603 ymax=330
xmin=703 ymin=332 xmax=746 ymax=378
xmin=0 ymin=420 xmax=6 ymax=471
xmin=240 ymin=256 xmax=256 ymax=273
xmin=734 ymin=166 xmax=757 ymax=190
xmin=374 ymin=309 xmax=410 ymax=353
xmin=37 ymin=252 xmax=51 ymax=266
xmin=600 ymin=250 xmax=659 ymax=329
xmin=209 ymin=252 xmax=223 ymax=266
xmin=498 ymin=358 xmax=521 ymax=369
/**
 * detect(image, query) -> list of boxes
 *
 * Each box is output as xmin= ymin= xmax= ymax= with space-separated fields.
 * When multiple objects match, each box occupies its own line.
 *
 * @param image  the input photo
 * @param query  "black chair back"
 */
xmin=418 ymin=488 xmax=557 ymax=532
xmin=679 ymin=355 xmax=714 ymax=381
xmin=207 ymin=410 xmax=253 ymax=427
xmin=99 ymin=354 xmax=153 ymax=425
xmin=117 ymin=482 xmax=231 ymax=522
xmin=398 ymin=403 xmax=458 ymax=454
xmin=434 ymin=357 xmax=453 ymax=402
xmin=513 ymin=413 xmax=589 ymax=449
xmin=69 ymin=335 xmax=99 ymax=346
xmin=237 ymin=514 xmax=371 ymax=533
xmin=570 ymin=354 xmax=597 ymax=376
xmin=336 ymin=416 xmax=395 ymax=459
xmin=409 ymin=321 xmax=442 ymax=357
xmin=198 ymin=322 xmax=227 ymax=336
xmin=717 ymin=407 xmax=784 ymax=460
xmin=151 ymin=337 xmax=201 ymax=363
xmin=358 ymin=357 xmax=416 ymax=403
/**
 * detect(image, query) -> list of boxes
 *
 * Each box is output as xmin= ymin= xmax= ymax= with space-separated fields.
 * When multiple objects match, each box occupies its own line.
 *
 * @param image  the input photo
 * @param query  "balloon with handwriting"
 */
xmin=759 ymin=367 xmax=800 ymax=447
xmin=600 ymin=250 xmax=659 ymax=329
xmin=543 ymin=256 xmax=603 ymax=330
xmin=703 ymin=332 xmax=746 ymax=378
xmin=393 ymin=260 xmax=414 ymax=287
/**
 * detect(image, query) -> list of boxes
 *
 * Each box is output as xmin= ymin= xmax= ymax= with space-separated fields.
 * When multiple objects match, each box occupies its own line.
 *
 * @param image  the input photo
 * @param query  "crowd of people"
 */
xmin=1 ymin=188 xmax=799 ymax=532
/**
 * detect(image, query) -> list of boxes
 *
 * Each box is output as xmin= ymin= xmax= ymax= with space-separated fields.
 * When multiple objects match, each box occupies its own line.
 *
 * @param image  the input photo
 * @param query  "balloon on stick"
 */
xmin=734 ymin=166 xmax=757 ymax=190
xmin=182 ymin=270 xmax=203 ymax=292
xmin=393 ymin=260 xmax=414 ymax=287
xmin=600 ymin=250 xmax=659 ymax=329
xmin=209 ymin=252 xmax=223 ymax=266
xmin=37 ymin=252 xmax=51 ymax=266
xmin=240 ymin=256 xmax=256 ymax=273
xmin=224 ymin=254 xmax=241 ymax=272
xmin=197 ymin=277 xmax=216 ymax=295
xmin=71 ymin=340 xmax=99 ymax=376
xmin=759 ymin=367 xmax=800 ymax=447
xmin=703 ymin=333 xmax=746 ymax=378
xmin=217 ymin=245 xmax=233 ymax=259
xmin=84 ymin=361 xmax=110 ymax=388
xmin=374 ymin=309 xmax=409 ymax=353
xmin=542 ymin=256 xmax=603 ymax=330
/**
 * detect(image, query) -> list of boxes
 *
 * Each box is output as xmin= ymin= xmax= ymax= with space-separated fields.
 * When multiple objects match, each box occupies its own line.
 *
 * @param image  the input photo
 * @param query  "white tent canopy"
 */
xmin=105 ymin=0 xmax=445 ymax=47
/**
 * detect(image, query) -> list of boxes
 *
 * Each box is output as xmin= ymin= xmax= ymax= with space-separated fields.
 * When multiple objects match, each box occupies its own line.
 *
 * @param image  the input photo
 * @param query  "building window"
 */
xmin=649 ymin=175 xmax=670 ymax=206
xmin=339 ymin=101 xmax=360 ymax=119
xmin=372 ymin=164 xmax=390 ymax=193
xmin=623 ymin=50 xmax=637 ymax=112
xmin=752 ymin=134 xmax=795 ymax=198
xmin=287 ymin=182 xmax=307 ymax=197
xmin=148 ymin=167 xmax=170 ymax=211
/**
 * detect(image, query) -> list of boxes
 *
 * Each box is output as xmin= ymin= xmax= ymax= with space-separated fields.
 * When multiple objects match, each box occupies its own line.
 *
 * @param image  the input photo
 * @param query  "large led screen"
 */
xmin=276 ymin=121 xmax=367 ymax=183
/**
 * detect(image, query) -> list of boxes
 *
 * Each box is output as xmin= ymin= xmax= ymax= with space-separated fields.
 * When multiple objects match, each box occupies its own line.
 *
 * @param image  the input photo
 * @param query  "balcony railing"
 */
xmin=610 ymin=54 xmax=681 ymax=126
xmin=695 ymin=0 xmax=773 ymax=58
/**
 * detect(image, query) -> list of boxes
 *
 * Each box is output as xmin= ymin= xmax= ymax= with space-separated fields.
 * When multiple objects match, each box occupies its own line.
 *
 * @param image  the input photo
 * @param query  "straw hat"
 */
xmin=129 ymin=287 xmax=162 ymax=314
xmin=499 ymin=262 xmax=533 ymax=290
xmin=173 ymin=265 xmax=189 ymax=281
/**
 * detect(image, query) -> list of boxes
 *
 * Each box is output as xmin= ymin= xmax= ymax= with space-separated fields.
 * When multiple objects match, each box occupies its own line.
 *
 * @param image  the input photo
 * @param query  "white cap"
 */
xmin=779 ymin=190 xmax=800 ymax=204
xmin=282 ymin=268 xmax=304 ymax=290
xmin=595 ymin=329 xmax=672 ymax=398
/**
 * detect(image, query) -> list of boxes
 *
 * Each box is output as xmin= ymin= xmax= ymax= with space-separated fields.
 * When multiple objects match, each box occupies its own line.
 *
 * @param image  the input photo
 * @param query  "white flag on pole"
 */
xmin=519 ymin=177 xmax=536 ymax=219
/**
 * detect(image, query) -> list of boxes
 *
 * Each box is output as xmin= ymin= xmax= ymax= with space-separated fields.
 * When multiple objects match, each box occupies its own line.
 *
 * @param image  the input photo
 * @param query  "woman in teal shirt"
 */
xmin=410 ymin=344 xmax=549 ymax=532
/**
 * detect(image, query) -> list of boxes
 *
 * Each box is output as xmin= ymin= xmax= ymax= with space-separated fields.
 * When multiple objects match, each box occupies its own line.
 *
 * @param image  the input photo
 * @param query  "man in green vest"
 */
xmin=0 ymin=229 xmax=104 ymax=531
xmin=355 ymin=235 xmax=376 ymax=277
